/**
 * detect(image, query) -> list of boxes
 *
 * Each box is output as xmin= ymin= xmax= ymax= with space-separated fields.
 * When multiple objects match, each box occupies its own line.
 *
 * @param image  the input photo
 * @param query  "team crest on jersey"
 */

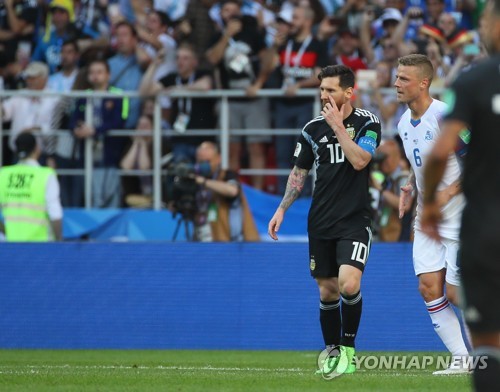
xmin=425 ymin=131 xmax=433 ymax=140
xmin=345 ymin=126 xmax=355 ymax=139
xmin=310 ymin=258 xmax=316 ymax=271
xmin=294 ymin=142 xmax=301 ymax=157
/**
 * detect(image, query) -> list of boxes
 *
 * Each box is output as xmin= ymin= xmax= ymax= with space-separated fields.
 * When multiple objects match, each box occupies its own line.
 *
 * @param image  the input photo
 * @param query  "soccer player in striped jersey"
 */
xmin=268 ymin=65 xmax=381 ymax=375
xmin=395 ymin=54 xmax=470 ymax=374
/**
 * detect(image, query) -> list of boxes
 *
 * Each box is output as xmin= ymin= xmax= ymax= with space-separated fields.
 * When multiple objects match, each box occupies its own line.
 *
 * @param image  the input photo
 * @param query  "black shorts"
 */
xmin=459 ymin=236 xmax=500 ymax=333
xmin=308 ymin=226 xmax=373 ymax=278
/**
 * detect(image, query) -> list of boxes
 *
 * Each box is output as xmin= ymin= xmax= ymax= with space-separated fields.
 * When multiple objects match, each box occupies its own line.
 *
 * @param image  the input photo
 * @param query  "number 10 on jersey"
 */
xmin=327 ymin=143 xmax=345 ymax=164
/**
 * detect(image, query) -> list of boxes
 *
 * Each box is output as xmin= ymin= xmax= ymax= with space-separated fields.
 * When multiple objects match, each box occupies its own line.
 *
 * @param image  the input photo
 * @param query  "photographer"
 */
xmin=188 ymin=141 xmax=259 ymax=242
xmin=371 ymin=139 xmax=413 ymax=242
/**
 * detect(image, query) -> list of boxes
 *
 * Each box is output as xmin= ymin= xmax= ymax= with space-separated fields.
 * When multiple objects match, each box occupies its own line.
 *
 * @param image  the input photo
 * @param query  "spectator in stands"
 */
xmin=444 ymin=40 xmax=485 ymax=86
xmin=74 ymin=0 xmax=112 ymax=38
xmin=190 ymin=140 xmax=259 ymax=242
xmin=332 ymin=26 xmax=368 ymax=71
xmin=68 ymin=59 xmax=129 ymax=208
xmin=1 ymin=61 xmax=59 ymax=164
xmin=335 ymin=0 xmax=368 ymax=33
xmin=47 ymin=45 xmax=88 ymax=207
xmin=437 ymin=12 xmax=458 ymax=40
xmin=120 ymin=113 xmax=154 ymax=207
xmin=108 ymin=20 xmax=145 ymax=129
xmin=31 ymin=0 xmax=93 ymax=74
xmin=355 ymin=60 xmax=403 ymax=139
xmin=137 ymin=9 xmax=177 ymax=80
xmin=425 ymin=0 xmax=446 ymax=26
xmin=47 ymin=40 xmax=80 ymax=92
xmin=360 ymin=7 xmax=403 ymax=67
xmin=0 ymin=0 xmax=38 ymax=67
xmin=371 ymin=139 xmax=413 ymax=242
xmin=0 ymin=132 xmax=63 ymax=242
xmin=205 ymin=0 xmax=272 ymax=191
xmin=176 ymin=0 xmax=218 ymax=69
xmin=140 ymin=43 xmax=216 ymax=163
xmin=269 ymin=4 xmax=328 ymax=194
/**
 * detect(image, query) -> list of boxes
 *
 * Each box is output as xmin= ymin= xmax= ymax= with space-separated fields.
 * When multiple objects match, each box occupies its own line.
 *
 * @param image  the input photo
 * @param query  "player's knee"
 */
xmin=316 ymin=279 xmax=339 ymax=301
xmin=418 ymin=280 xmax=441 ymax=301
xmin=340 ymin=279 xmax=360 ymax=297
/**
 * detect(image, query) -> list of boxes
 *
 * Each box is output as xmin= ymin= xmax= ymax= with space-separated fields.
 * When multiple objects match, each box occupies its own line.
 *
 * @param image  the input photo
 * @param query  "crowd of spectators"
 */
xmin=0 ymin=0 xmax=488 ymax=239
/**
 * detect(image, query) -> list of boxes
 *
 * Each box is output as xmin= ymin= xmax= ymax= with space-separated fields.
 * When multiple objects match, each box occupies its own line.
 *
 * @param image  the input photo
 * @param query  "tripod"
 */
xmin=172 ymin=214 xmax=194 ymax=242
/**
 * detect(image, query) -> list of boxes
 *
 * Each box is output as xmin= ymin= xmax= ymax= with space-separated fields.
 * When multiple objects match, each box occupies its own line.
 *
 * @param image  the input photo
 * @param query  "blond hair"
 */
xmin=398 ymin=54 xmax=434 ymax=84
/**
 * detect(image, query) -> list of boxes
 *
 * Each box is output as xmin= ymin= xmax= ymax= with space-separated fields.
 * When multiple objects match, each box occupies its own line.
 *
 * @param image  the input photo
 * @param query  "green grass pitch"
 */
xmin=0 ymin=350 xmax=471 ymax=391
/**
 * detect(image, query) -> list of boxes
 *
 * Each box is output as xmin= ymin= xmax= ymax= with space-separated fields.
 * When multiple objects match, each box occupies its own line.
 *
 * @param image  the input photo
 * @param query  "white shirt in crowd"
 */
xmin=2 ymin=90 xmax=59 ymax=153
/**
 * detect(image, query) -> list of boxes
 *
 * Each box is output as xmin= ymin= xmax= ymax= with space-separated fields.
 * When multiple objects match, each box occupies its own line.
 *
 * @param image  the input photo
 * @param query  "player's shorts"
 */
xmin=228 ymin=99 xmax=272 ymax=144
xmin=412 ymin=229 xmax=460 ymax=286
xmin=459 ymin=229 xmax=500 ymax=333
xmin=308 ymin=227 xmax=373 ymax=278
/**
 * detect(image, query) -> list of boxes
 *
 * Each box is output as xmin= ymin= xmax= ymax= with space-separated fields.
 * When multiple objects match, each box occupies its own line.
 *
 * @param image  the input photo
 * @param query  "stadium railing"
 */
xmin=0 ymin=87 xmax=445 ymax=210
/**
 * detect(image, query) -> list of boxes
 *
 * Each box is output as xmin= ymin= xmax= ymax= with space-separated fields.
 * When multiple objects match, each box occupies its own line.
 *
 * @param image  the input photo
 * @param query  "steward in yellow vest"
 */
xmin=0 ymin=133 xmax=63 ymax=241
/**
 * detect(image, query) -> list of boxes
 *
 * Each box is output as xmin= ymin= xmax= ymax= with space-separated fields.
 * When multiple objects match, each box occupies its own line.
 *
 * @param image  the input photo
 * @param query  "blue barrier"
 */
xmin=0 ymin=242 xmax=455 ymax=351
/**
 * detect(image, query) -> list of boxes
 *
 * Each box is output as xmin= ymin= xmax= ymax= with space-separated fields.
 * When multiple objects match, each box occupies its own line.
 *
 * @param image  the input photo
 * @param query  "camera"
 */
xmin=165 ymin=161 xmax=212 ymax=220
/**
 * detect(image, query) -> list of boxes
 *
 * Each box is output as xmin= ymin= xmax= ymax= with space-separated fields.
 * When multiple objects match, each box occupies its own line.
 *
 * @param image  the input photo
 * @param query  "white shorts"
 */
xmin=412 ymin=229 xmax=461 ymax=286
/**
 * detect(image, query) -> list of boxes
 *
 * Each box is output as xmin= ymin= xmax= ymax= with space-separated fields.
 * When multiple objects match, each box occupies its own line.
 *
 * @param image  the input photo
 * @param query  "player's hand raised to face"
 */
xmin=321 ymin=96 xmax=345 ymax=133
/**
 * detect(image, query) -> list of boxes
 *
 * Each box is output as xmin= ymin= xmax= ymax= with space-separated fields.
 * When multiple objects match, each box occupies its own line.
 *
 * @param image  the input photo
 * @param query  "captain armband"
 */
xmin=357 ymin=136 xmax=377 ymax=156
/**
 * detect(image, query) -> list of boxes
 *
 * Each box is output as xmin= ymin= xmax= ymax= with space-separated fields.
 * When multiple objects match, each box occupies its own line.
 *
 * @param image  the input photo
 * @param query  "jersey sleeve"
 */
xmin=356 ymin=117 xmax=382 ymax=156
xmin=293 ymin=129 xmax=315 ymax=170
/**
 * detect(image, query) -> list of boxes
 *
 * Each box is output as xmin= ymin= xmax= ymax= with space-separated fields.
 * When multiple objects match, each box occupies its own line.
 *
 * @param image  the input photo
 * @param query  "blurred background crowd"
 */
xmin=0 ymin=0 xmax=488 ymax=241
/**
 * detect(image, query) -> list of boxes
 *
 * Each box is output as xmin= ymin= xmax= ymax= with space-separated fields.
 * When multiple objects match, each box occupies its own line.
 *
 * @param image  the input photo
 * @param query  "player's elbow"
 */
xmin=351 ymin=157 xmax=370 ymax=171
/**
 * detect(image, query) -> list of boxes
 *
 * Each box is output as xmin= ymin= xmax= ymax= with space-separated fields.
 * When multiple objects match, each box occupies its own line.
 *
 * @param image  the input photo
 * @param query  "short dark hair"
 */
xmin=15 ymin=132 xmax=37 ymax=158
xmin=62 ymin=39 xmax=79 ymax=53
xmin=114 ymin=20 xmax=138 ymax=38
xmin=88 ymin=58 xmax=110 ymax=73
xmin=150 ymin=9 xmax=171 ymax=26
xmin=220 ymin=0 xmax=241 ymax=7
xmin=318 ymin=65 xmax=355 ymax=89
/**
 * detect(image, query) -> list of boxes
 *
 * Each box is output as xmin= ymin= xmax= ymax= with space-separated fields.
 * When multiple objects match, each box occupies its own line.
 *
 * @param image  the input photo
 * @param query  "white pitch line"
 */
xmin=0 ymin=365 xmax=307 ymax=373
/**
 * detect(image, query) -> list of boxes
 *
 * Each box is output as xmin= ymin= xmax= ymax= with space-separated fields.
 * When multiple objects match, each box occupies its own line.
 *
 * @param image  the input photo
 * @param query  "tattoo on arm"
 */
xmin=279 ymin=166 xmax=308 ymax=210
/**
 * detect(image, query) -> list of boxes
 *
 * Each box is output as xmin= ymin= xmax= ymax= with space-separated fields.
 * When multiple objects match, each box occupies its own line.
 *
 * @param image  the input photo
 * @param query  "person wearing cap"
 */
xmin=31 ymin=0 xmax=93 ymax=74
xmin=1 ymin=61 xmax=59 ymax=163
xmin=0 ymin=132 xmax=63 ymax=242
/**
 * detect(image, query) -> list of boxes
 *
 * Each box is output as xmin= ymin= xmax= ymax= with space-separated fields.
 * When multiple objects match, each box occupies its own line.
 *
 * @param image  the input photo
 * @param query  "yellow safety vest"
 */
xmin=0 ymin=164 xmax=55 ymax=241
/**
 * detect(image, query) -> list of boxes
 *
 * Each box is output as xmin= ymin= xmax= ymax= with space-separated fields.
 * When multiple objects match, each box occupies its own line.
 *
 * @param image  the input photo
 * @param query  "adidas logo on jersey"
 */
xmin=319 ymin=136 xmax=328 ymax=143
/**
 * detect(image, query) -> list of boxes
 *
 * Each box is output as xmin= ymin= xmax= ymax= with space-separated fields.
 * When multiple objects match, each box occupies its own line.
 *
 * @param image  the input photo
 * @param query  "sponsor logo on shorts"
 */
xmin=310 ymin=258 xmax=316 ymax=271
